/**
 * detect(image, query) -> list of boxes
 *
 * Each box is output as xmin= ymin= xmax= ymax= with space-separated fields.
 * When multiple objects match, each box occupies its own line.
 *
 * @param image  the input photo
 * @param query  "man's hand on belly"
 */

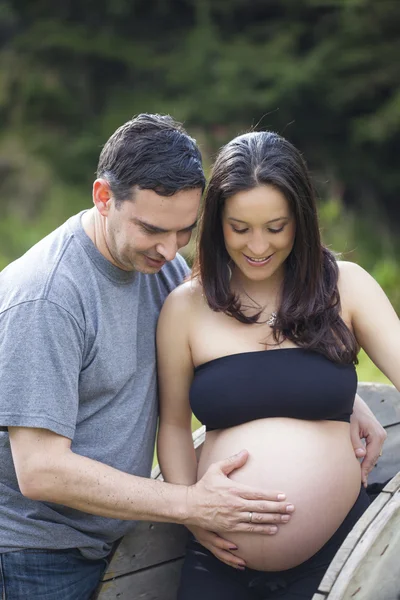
xmin=184 ymin=449 xmax=295 ymax=533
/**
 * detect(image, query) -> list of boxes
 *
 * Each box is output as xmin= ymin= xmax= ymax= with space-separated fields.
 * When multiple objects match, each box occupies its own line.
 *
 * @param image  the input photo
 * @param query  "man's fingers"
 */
xmin=238 ymin=497 xmax=293 ymax=514
xmin=231 ymin=523 xmax=283 ymax=535
xmin=236 ymin=486 xmax=286 ymax=502
xmin=242 ymin=510 xmax=292 ymax=524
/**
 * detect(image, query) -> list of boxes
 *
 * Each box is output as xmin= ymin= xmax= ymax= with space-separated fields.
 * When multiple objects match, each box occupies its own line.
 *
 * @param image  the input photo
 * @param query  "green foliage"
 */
xmin=319 ymin=197 xmax=400 ymax=313
xmin=1 ymin=0 xmax=399 ymax=197
xmin=357 ymin=350 xmax=389 ymax=384
xmin=0 ymin=2 xmax=399 ymax=384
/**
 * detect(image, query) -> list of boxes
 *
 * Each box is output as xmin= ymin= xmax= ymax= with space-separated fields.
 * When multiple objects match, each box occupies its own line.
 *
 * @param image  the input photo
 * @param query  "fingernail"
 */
xmin=269 ymin=526 xmax=278 ymax=534
xmin=237 ymin=565 xmax=245 ymax=571
xmin=277 ymin=493 xmax=286 ymax=500
xmin=286 ymin=504 xmax=295 ymax=512
xmin=229 ymin=546 xmax=238 ymax=551
xmin=281 ymin=514 xmax=291 ymax=522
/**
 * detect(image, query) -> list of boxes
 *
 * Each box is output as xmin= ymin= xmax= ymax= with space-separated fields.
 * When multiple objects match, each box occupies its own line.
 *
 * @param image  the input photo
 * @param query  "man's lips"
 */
xmin=144 ymin=255 xmax=166 ymax=267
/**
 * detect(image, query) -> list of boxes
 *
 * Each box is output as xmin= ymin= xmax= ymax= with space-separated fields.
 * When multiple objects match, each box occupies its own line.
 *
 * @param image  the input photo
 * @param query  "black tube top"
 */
xmin=190 ymin=348 xmax=357 ymax=431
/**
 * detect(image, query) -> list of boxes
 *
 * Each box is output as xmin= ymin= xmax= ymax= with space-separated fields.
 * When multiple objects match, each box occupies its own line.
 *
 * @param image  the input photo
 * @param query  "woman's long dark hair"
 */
xmin=192 ymin=131 xmax=358 ymax=364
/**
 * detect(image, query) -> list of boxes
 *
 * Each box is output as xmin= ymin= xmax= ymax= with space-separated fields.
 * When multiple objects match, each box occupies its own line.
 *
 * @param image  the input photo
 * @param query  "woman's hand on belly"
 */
xmin=188 ymin=526 xmax=247 ymax=570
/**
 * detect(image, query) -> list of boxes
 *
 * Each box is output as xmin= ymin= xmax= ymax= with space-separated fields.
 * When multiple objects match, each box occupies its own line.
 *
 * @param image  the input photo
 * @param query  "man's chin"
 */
xmin=137 ymin=265 xmax=162 ymax=275
xmin=132 ymin=258 xmax=164 ymax=275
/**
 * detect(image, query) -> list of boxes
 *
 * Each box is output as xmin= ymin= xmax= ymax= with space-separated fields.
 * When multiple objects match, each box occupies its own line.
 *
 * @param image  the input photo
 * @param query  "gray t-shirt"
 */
xmin=0 ymin=212 xmax=190 ymax=559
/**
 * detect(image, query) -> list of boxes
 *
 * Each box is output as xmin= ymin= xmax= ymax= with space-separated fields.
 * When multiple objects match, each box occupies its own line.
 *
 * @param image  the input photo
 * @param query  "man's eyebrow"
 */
xmin=227 ymin=216 xmax=289 ymax=225
xmin=133 ymin=218 xmax=198 ymax=233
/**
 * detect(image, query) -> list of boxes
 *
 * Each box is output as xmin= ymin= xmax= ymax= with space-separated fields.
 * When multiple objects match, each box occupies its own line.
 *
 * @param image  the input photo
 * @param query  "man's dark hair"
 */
xmin=97 ymin=114 xmax=206 ymax=205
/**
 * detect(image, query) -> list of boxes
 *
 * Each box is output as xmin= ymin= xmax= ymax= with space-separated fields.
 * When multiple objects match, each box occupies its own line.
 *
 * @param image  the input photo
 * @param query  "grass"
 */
xmin=356 ymin=349 xmax=390 ymax=384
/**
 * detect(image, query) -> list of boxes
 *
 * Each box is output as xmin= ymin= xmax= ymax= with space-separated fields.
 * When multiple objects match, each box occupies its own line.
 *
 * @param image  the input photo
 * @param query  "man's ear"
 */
xmin=93 ymin=179 xmax=112 ymax=216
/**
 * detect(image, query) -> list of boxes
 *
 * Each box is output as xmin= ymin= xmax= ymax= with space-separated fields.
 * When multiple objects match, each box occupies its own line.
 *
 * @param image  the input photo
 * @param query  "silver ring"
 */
xmin=248 ymin=511 xmax=253 ymax=523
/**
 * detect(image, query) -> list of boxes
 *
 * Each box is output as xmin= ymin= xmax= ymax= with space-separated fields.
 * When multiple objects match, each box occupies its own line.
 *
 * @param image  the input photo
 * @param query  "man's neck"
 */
xmin=81 ymin=208 xmax=114 ymax=265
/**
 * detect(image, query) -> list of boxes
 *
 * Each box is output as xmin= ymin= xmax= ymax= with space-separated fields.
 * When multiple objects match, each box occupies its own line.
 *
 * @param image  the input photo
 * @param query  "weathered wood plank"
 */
xmin=357 ymin=382 xmax=400 ymax=428
xmin=316 ymin=491 xmax=391 ymax=594
xmin=102 ymin=522 xmax=187 ymax=581
xmin=317 ymin=469 xmax=400 ymax=598
xmin=99 ymin=559 xmax=184 ymax=600
xmin=368 ymin=423 xmax=400 ymax=487
xmin=383 ymin=469 xmax=400 ymax=493
xmin=322 ymin=490 xmax=400 ymax=600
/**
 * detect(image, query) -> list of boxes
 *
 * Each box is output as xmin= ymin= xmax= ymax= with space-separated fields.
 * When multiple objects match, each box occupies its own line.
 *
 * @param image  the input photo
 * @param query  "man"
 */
xmin=0 ymin=114 xmax=385 ymax=599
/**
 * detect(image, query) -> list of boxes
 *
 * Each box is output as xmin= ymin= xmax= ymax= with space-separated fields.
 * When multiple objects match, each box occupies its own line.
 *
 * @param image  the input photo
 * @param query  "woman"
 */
xmin=156 ymin=131 xmax=397 ymax=599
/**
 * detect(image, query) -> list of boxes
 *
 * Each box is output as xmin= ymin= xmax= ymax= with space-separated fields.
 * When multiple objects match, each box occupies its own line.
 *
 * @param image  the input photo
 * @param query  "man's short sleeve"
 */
xmin=0 ymin=299 xmax=84 ymax=439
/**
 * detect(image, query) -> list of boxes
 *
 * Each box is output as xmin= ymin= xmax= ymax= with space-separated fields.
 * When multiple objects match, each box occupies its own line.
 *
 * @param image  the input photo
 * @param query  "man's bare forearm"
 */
xmin=10 ymin=426 xmax=295 ymax=534
xmin=23 ymin=448 xmax=190 ymax=523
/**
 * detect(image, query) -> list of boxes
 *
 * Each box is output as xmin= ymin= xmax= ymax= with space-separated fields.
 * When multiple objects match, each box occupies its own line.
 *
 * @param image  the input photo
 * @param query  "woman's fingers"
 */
xmin=202 ymin=532 xmax=246 ymax=569
xmin=197 ymin=529 xmax=246 ymax=569
xmin=212 ymin=548 xmax=246 ymax=569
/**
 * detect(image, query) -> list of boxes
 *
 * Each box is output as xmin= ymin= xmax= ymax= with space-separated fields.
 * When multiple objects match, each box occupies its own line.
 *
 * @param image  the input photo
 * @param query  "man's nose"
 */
xmin=157 ymin=234 xmax=178 ymax=262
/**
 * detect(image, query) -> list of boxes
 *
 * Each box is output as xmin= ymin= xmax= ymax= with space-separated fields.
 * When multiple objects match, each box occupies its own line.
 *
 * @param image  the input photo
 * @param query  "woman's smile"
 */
xmin=243 ymin=252 xmax=274 ymax=267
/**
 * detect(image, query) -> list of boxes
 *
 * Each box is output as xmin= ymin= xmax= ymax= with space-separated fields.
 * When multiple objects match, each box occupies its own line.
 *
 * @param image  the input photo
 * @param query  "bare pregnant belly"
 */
xmin=197 ymin=418 xmax=361 ymax=571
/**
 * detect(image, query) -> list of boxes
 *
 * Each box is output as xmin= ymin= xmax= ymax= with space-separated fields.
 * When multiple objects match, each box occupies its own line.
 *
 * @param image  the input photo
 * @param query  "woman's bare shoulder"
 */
xmin=337 ymin=260 xmax=371 ymax=286
xmin=337 ymin=260 xmax=375 ymax=308
xmin=160 ymin=276 xmax=205 ymax=317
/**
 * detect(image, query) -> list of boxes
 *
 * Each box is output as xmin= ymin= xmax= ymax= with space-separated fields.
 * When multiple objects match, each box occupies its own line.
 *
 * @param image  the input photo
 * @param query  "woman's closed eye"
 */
xmin=231 ymin=227 xmax=249 ymax=234
xmin=231 ymin=225 xmax=285 ymax=234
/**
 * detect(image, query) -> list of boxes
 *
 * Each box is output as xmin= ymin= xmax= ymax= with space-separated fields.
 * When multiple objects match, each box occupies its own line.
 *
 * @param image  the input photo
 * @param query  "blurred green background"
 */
xmin=1 ymin=0 xmax=399 ymax=383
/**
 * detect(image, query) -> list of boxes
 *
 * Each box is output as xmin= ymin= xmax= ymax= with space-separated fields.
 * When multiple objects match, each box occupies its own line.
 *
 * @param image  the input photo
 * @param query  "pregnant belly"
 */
xmin=197 ymin=418 xmax=361 ymax=571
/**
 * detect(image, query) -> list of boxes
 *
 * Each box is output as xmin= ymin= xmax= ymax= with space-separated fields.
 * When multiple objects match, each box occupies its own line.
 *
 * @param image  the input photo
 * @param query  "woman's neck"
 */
xmin=231 ymin=266 xmax=283 ymax=300
xmin=230 ymin=266 xmax=285 ymax=318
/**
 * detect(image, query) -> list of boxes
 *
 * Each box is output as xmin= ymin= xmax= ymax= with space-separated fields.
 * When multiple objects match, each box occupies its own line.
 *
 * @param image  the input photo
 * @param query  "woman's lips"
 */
xmin=243 ymin=253 xmax=274 ymax=267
